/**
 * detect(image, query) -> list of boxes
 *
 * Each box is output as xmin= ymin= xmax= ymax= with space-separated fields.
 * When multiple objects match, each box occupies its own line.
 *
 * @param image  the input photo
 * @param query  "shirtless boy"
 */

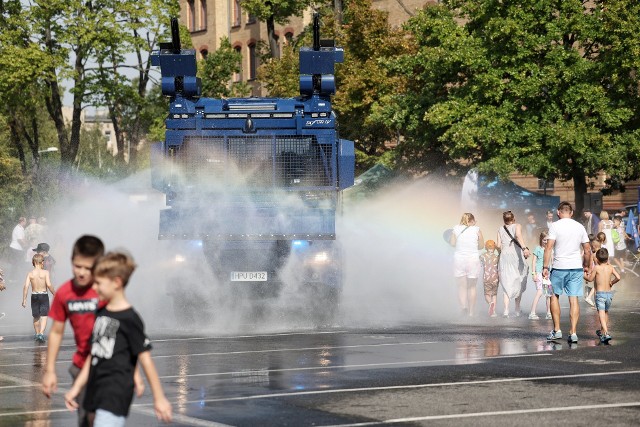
xmin=22 ymin=254 xmax=56 ymax=342
xmin=585 ymin=248 xmax=620 ymax=343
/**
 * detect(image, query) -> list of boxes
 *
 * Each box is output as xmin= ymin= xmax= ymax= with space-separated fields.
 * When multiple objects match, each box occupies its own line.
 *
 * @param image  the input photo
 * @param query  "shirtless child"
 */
xmin=585 ymin=248 xmax=621 ymax=343
xmin=22 ymin=254 xmax=56 ymax=342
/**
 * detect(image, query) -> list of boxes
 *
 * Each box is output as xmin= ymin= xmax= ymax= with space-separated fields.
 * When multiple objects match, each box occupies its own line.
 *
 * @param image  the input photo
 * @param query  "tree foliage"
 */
xmin=199 ymin=37 xmax=250 ymax=98
xmin=240 ymin=0 xmax=314 ymax=58
xmin=374 ymin=0 xmax=640 ymax=211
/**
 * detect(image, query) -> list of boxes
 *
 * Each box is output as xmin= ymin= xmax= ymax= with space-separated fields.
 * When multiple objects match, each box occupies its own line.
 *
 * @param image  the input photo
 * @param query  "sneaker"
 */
xmin=568 ymin=333 xmax=578 ymax=343
xmin=528 ymin=313 xmax=539 ymax=320
xmin=515 ymin=310 xmax=522 ymax=317
xmin=503 ymin=311 xmax=509 ymax=318
xmin=545 ymin=313 xmax=552 ymax=320
xmin=600 ymin=334 xmax=612 ymax=343
xmin=488 ymin=301 xmax=495 ymax=317
xmin=596 ymin=329 xmax=602 ymax=337
xmin=490 ymin=312 xmax=498 ymax=318
xmin=585 ymin=297 xmax=595 ymax=307
xmin=547 ymin=330 xmax=562 ymax=340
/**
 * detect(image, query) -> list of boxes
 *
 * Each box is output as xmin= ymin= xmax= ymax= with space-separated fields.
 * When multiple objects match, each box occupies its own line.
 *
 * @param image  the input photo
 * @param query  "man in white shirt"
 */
xmin=9 ymin=217 xmax=27 ymax=280
xmin=543 ymin=202 xmax=591 ymax=344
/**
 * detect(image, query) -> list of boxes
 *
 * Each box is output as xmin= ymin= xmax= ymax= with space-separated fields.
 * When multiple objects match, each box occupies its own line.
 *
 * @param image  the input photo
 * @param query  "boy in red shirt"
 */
xmin=41 ymin=235 xmax=106 ymax=426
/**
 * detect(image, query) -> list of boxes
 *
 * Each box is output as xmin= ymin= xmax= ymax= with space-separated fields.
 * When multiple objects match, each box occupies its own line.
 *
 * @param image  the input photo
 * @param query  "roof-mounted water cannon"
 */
xmin=299 ymin=13 xmax=344 ymax=98
xmin=151 ymin=17 xmax=201 ymax=99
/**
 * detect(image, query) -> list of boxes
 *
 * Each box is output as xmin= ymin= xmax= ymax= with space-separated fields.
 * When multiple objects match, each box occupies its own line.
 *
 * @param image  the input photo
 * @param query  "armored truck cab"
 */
xmin=151 ymin=17 xmax=354 ymax=301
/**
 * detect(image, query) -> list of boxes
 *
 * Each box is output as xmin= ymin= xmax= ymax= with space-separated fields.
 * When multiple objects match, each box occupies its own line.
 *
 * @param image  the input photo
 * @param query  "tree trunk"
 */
xmin=334 ymin=0 xmax=343 ymax=24
xmin=68 ymin=46 xmax=85 ymax=170
xmin=8 ymin=119 xmax=27 ymax=175
xmin=43 ymin=24 xmax=70 ymax=177
xmin=267 ymin=15 xmax=279 ymax=59
xmin=109 ymin=105 xmax=126 ymax=165
xmin=573 ymin=168 xmax=587 ymax=216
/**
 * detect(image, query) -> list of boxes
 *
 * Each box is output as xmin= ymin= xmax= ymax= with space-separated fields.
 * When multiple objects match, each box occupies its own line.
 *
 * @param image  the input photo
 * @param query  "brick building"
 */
xmin=179 ymin=1 xmax=435 ymax=95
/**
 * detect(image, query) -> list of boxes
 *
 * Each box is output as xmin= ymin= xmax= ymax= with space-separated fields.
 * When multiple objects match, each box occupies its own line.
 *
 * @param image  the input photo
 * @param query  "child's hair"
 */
xmin=72 ymin=235 xmax=105 ymax=260
xmin=596 ymin=232 xmax=606 ymax=244
xmin=596 ymin=248 xmax=609 ymax=264
xmin=613 ymin=215 xmax=622 ymax=224
xmin=538 ymin=230 xmax=548 ymax=246
xmin=485 ymin=240 xmax=496 ymax=251
xmin=32 ymin=253 xmax=44 ymax=267
xmin=93 ymin=252 xmax=136 ymax=287
xmin=588 ymin=233 xmax=595 ymax=242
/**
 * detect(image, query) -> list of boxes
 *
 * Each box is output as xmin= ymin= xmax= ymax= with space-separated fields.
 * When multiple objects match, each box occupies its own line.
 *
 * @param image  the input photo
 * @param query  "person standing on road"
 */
xmin=450 ymin=213 xmax=484 ymax=317
xmin=480 ymin=240 xmax=500 ymax=317
xmin=528 ymin=230 xmax=551 ymax=320
xmin=41 ymin=235 xmax=107 ymax=427
xmin=497 ymin=211 xmax=530 ymax=317
xmin=22 ymin=254 xmax=56 ymax=342
xmin=545 ymin=210 xmax=554 ymax=229
xmin=9 ymin=217 xmax=27 ymax=280
xmin=585 ymin=248 xmax=620 ymax=343
xmin=543 ymin=202 xmax=592 ymax=343
xmin=524 ymin=213 xmax=539 ymax=248
xmin=598 ymin=211 xmax=615 ymax=259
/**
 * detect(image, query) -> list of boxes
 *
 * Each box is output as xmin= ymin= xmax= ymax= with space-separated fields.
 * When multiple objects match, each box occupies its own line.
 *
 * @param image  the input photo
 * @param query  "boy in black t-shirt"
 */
xmin=64 ymin=252 xmax=172 ymax=425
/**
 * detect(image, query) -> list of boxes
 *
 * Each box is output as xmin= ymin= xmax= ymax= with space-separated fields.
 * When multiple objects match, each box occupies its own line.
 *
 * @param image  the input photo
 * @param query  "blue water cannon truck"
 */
xmin=150 ymin=16 xmax=354 ymax=305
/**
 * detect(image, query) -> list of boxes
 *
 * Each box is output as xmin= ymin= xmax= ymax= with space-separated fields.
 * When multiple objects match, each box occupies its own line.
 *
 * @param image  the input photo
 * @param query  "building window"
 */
xmin=200 ymin=49 xmax=208 ymax=59
xmin=234 ymin=46 xmax=242 ymax=82
xmin=199 ymin=0 xmax=207 ymax=30
xmin=187 ymin=0 xmax=196 ymax=31
xmin=248 ymin=43 xmax=257 ymax=80
xmin=233 ymin=0 xmax=241 ymax=27
xmin=537 ymin=178 xmax=554 ymax=191
xmin=247 ymin=13 xmax=256 ymax=24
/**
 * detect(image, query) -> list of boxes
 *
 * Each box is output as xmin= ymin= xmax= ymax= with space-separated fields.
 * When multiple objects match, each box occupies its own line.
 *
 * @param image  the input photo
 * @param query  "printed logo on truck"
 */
xmin=305 ymin=119 xmax=331 ymax=126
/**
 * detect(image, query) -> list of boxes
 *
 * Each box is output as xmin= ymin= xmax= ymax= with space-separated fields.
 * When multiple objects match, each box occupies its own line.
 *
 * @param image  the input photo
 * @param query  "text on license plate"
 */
xmin=230 ymin=271 xmax=268 ymax=281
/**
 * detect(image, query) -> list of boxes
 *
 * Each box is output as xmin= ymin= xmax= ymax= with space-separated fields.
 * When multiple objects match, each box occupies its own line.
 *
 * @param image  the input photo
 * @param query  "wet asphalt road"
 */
xmin=1 ymin=287 xmax=640 ymax=426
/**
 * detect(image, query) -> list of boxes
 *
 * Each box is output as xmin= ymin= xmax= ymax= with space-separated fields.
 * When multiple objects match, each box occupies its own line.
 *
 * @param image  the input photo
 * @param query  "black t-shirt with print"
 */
xmin=83 ymin=307 xmax=152 ymax=416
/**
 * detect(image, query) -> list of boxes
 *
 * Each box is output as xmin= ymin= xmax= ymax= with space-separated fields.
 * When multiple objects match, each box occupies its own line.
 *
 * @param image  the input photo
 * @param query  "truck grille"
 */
xmin=175 ymin=136 xmax=332 ymax=187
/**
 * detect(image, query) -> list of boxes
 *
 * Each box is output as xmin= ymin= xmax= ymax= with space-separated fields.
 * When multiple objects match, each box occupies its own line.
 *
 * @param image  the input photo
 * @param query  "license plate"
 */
xmin=230 ymin=271 xmax=268 ymax=282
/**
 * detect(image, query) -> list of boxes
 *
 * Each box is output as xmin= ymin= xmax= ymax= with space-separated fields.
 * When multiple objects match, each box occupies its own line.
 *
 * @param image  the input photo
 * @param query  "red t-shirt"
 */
xmin=49 ymin=280 xmax=106 ymax=369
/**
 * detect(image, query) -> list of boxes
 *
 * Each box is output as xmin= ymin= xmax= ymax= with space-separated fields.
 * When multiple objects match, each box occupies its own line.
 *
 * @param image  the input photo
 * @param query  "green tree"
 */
xmin=240 ymin=0 xmax=314 ymax=59
xmin=256 ymin=1 xmax=409 ymax=173
xmin=85 ymin=0 xmax=180 ymax=171
xmin=376 ymin=0 xmax=640 ymax=212
xmin=333 ymin=0 xmax=409 ymax=172
xmin=199 ymin=37 xmax=250 ymax=98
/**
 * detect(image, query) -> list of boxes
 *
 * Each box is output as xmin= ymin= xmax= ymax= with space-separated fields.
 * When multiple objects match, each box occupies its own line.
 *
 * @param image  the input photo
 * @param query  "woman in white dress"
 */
xmin=497 ymin=211 xmax=531 ymax=317
xmin=450 ymin=213 xmax=484 ymax=316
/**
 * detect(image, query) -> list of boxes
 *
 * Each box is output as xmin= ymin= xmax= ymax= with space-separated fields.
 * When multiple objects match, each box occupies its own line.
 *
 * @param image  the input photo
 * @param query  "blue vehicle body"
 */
xmin=150 ymin=17 xmax=354 ymax=297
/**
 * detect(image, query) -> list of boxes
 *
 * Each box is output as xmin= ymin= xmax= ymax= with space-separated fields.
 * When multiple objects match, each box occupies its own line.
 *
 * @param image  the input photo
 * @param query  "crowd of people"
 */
xmin=450 ymin=202 xmax=638 ymax=345
xmin=1 ymin=228 xmax=173 ymax=426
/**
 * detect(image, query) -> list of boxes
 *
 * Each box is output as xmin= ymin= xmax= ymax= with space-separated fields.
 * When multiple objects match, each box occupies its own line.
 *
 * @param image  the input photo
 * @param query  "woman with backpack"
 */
xmin=496 ymin=211 xmax=531 ymax=317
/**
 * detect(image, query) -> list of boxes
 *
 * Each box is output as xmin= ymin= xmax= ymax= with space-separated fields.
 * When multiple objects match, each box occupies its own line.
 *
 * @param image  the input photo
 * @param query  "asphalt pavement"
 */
xmin=1 ymin=281 xmax=639 ymax=426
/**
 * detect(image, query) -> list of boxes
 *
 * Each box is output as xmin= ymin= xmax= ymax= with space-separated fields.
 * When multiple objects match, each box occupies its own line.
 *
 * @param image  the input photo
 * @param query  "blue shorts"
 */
xmin=595 ymin=291 xmax=613 ymax=312
xmin=94 ymin=409 xmax=126 ymax=427
xmin=550 ymin=268 xmax=583 ymax=297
